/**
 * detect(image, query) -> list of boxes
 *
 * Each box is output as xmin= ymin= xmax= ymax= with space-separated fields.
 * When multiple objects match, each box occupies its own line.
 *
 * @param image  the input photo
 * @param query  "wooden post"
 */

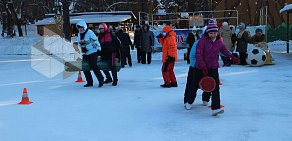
xmin=287 ymin=12 xmax=290 ymax=54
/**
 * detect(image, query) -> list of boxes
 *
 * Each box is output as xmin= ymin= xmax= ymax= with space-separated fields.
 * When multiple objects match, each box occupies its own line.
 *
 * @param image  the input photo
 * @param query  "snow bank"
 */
xmin=280 ymin=4 xmax=292 ymax=13
xmin=0 ymin=25 xmax=76 ymax=55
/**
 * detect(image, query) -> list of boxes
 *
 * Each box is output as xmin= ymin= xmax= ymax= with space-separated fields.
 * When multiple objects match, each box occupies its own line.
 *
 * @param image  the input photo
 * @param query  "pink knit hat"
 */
xmin=206 ymin=19 xmax=218 ymax=33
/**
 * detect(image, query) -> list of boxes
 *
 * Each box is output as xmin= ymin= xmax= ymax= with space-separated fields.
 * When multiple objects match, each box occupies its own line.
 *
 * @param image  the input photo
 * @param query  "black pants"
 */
xmin=239 ymin=52 xmax=247 ymax=65
xmin=121 ymin=50 xmax=132 ymax=67
xmin=184 ymin=67 xmax=221 ymax=110
xmin=221 ymin=55 xmax=232 ymax=66
xmin=136 ymin=47 xmax=142 ymax=63
xmin=83 ymin=53 xmax=104 ymax=85
xmin=141 ymin=51 xmax=152 ymax=64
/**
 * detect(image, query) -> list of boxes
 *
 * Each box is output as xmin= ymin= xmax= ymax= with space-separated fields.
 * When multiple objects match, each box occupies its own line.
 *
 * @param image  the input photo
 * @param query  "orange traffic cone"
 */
xmin=18 ymin=88 xmax=33 ymax=105
xmin=75 ymin=71 xmax=85 ymax=83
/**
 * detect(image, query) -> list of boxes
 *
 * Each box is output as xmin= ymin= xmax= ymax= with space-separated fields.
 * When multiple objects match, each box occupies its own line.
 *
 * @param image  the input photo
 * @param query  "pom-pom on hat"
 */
xmin=206 ymin=19 xmax=218 ymax=33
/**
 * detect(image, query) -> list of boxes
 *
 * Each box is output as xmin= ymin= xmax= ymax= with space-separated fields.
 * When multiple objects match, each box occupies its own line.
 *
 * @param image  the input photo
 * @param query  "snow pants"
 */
xmin=184 ymin=67 xmax=221 ymax=110
xmin=82 ymin=52 xmax=104 ymax=85
xmin=162 ymin=62 xmax=177 ymax=84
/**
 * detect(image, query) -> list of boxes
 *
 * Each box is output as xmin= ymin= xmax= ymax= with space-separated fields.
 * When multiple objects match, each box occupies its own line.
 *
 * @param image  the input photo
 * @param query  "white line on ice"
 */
xmin=0 ymin=101 xmax=17 ymax=107
xmin=0 ymin=80 xmax=44 ymax=87
xmin=221 ymin=70 xmax=258 ymax=76
xmin=0 ymin=58 xmax=49 ymax=63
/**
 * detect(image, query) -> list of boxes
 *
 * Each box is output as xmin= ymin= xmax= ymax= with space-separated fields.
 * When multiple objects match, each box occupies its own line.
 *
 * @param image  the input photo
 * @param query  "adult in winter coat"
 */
xmin=236 ymin=22 xmax=250 ymax=65
xmin=250 ymin=28 xmax=266 ymax=44
xmin=219 ymin=22 xmax=233 ymax=66
xmin=186 ymin=27 xmax=200 ymax=64
xmin=76 ymin=20 xmax=104 ymax=87
xmin=140 ymin=24 xmax=154 ymax=64
xmin=116 ymin=29 xmax=133 ymax=67
xmin=184 ymin=19 xmax=240 ymax=116
xmin=157 ymin=25 xmax=178 ymax=88
xmin=134 ymin=25 xmax=142 ymax=63
xmin=98 ymin=23 xmax=122 ymax=86
xmin=184 ymin=26 xmax=211 ymax=110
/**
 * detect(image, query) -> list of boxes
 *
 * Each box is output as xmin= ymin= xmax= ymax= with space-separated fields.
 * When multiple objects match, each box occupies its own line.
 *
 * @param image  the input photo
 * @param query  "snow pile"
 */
xmin=0 ymin=25 xmax=76 ymax=55
xmin=268 ymin=40 xmax=292 ymax=53
xmin=280 ymin=4 xmax=292 ymax=13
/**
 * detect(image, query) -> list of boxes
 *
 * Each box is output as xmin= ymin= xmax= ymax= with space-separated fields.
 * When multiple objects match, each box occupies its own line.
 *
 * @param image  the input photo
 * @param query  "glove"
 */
xmin=166 ymin=56 xmax=175 ymax=63
xmin=231 ymin=56 xmax=240 ymax=64
xmin=81 ymin=47 xmax=88 ymax=53
xmin=202 ymin=67 xmax=208 ymax=76
xmin=156 ymin=33 xmax=163 ymax=38
xmin=80 ymin=40 xmax=86 ymax=47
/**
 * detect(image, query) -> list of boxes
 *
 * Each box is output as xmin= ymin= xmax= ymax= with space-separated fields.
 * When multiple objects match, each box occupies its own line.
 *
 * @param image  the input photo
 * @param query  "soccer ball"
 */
xmin=246 ymin=47 xmax=267 ymax=67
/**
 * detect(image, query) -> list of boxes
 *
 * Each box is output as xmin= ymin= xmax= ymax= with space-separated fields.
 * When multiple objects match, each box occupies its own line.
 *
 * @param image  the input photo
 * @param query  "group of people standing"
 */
xmin=186 ymin=21 xmax=266 ymax=67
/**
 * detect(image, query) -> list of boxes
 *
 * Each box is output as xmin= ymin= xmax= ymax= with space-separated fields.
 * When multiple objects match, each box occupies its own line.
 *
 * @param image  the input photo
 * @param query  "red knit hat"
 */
xmin=206 ymin=19 xmax=218 ymax=33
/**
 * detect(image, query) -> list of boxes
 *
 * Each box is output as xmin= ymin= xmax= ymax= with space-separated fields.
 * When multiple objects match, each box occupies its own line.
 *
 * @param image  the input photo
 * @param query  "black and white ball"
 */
xmin=246 ymin=47 xmax=267 ymax=67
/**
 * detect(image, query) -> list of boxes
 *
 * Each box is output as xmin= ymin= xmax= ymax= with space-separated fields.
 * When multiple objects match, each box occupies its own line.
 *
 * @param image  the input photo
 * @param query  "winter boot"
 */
xmin=160 ymin=83 xmax=171 ymax=88
xmin=112 ymin=80 xmax=118 ymax=86
xmin=104 ymin=79 xmax=113 ymax=84
xmin=184 ymin=103 xmax=192 ymax=110
xmin=98 ymin=81 xmax=104 ymax=88
xmin=170 ymin=82 xmax=178 ymax=87
xmin=84 ymin=83 xmax=93 ymax=87
xmin=212 ymin=109 xmax=224 ymax=116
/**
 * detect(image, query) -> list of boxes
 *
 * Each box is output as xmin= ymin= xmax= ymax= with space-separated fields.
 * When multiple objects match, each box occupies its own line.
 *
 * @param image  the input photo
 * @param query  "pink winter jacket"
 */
xmin=195 ymin=35 xmax=234 ymax=69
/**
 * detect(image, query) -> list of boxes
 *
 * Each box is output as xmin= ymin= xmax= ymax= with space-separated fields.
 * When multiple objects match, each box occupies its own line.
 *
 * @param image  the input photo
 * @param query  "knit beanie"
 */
xmin=206 ymin=19 xmax=218 ymax=33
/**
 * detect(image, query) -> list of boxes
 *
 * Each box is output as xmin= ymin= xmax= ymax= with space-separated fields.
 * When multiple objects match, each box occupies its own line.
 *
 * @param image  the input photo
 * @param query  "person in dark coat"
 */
xmin=186 ymin=27 xmax=200 ymax=64
xmin=116 ymin=28 xmax=133 ymax=67
xmin=76 ymin=20 xmax=104 ymax=88
xmin=134 ymin=25 xmax=143 ymax=63
xmin=236 ymin=22 xmax=250 ymax=65
xmin=250 ymin=28 xmax=265 ymax=44
xmin=98 ymin=23 xmax=122 ymax=86
xmin=140 ymin=24 xmax=154 ymax=64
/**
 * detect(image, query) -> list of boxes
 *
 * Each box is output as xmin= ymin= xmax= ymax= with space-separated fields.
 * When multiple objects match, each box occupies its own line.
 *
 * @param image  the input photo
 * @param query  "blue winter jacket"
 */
xmin=77 ymin=20 xmax=101 ymax=55
xmin=189 ymin=26 xmax=207 ymax=67
xmin=189 ymin=40 xmax=199 ymax=67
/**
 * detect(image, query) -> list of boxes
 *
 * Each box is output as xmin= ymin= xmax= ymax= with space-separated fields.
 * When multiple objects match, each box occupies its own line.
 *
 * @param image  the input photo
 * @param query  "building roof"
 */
xmin=280 ymin=4 xmax=292 ymax=13
xmin=36 ymin=11 xmax=135 ymax=26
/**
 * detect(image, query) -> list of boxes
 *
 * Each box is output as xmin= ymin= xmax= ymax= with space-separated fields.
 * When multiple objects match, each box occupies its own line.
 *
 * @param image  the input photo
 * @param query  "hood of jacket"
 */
xmin=99 ymin=23 xmax=110 ymax=33
xmin=163 ymin=26 xmax=176 ymax=37
xmin=76 ymin=20 xmax=87 ymax=30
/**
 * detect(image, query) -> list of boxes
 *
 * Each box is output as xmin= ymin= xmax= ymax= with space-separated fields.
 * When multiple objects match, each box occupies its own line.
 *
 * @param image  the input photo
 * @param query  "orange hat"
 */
xmin=163 ymin=25 xmax=173 ymax=33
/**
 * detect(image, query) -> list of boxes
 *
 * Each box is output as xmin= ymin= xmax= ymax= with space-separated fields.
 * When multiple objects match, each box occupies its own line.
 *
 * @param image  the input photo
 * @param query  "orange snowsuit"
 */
xmin=158 ymin=26 xmax=178 ymax=85
xmin=158 ymin=26 xmax=178 ymax=63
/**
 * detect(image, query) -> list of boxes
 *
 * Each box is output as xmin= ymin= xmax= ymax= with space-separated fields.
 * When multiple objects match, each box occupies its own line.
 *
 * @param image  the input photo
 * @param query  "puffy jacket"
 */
xmin=219 ymin=25 xmax=232 ymax=51
xmin=195 ymin=34 xmax=233 ymax=69
xmin=189 ymin=40 xmax=198 ymax=67
xmin=98 ymin=23 xmax=122 ymax=61
xmin=158 ymin=26 xmax=178 ymax=63
xmin=77 ymin=20 xmax=101 ymax=55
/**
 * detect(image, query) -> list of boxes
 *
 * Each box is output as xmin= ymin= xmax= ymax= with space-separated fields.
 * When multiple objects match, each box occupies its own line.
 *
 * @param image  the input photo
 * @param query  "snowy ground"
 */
xmin=1 ymin=25 xmax=292 ymax=140
xmin=0 ymin=48 xmax=292 ymax=141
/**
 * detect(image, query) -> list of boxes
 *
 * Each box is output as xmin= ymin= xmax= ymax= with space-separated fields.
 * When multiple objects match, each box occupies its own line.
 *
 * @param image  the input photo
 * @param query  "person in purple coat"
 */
xmin=184 ymin=19 xmax=240 ymax=116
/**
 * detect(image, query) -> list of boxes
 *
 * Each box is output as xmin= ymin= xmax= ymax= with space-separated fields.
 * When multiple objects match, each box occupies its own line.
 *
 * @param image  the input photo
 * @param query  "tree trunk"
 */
xmin=62 ymin=0 xmax=71 ymax=41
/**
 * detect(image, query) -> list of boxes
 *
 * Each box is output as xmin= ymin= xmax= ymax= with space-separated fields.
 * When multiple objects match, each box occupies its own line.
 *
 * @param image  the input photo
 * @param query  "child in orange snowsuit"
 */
xmin=157 ymin=26 xmax=178 ymax=88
